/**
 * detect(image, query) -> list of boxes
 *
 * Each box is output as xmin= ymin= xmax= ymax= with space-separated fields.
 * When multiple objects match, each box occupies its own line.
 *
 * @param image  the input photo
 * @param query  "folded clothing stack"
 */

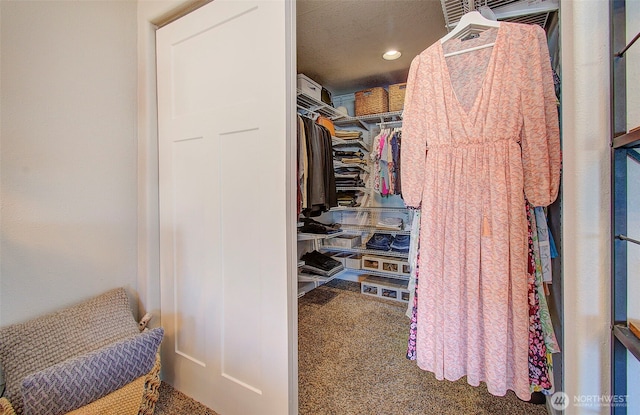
xmin=366 ymin=233 xmax=393 ymax=251
xmin=334 ymin=130 xmax=362 ymax=140
xmin=300 ymin=250 xmax=344 ymax=276
xmin=377 ymin=217 xmax=403 ymax=230
xmin=366 ymin=233 xmax=410 ymax=253
xmin=390 ymin=234 xmax=410 ymax=253
xmin=299 ymin=218 xmax=341 ymax=234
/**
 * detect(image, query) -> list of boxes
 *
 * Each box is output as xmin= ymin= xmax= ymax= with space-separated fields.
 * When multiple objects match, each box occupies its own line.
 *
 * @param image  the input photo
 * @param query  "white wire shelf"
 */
xmin=331 ymin=137 xmax=369 ymax=149
xmin=296 ymin=90 xmax=348 ymax=120
xmin=330 ymin=206 xmax=409 ymax=213
xmin=333 ymin=110 xmax=403 ymax=126
xmin=297 ymin=230 xmax=345 ymax=241
xmin=334 ymin=161 xmax=370 ymax=173
xmin=338 ymin=224 xmax=411 ymax=235
xmin=297 ymin=269 xmax=346 ymax=298
xmin=321 ymin=245 xmax=409 ymax=259
xmin=336 ymin=187 xmax=371 ymax=192
xmin=347 ymin=268 xmax=411 ymax=282
xmin=296 ymin=89 xmax=403 ymax=130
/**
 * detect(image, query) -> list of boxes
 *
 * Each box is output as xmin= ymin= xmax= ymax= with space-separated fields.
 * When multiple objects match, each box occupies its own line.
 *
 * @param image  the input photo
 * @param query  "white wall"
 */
xmin=561 ymin=0 xmax=612 ymax=413
xmin=135 ymin=0 xmax=195 ymax=330
xmin=0 ymin=1 xmax=138 ymax=325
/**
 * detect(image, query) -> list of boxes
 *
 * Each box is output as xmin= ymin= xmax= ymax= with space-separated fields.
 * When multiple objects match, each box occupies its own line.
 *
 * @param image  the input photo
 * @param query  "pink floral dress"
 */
xmin=401 ymin=22 xmax=561 ymax=401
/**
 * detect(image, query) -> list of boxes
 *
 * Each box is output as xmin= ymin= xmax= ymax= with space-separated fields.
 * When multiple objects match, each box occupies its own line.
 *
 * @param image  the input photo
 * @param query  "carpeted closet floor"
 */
xmin=155 ymin=382 xmax=220 ymax=415
xmin=155 ymin=279 xmax=549 ymax=414
xmin=297 ymin=279 xmax=549 ymax=415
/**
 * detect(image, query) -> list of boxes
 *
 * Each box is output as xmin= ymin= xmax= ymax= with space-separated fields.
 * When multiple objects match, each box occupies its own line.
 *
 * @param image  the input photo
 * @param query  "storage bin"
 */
xmin=388 ymin=82 xmax=407 ymax=112
xmin=330 ymin=252 xmax=351 ymax=266
xmin=361 ymin=255 xmax=410 ymax=277
xmin=355 ymin=87 xmax=388 ymax=116
xmin=324 ymin=234 xmax=361 ymax=248
xmin=345 ymin=254 xmax=362 ymax=270
xmin=360 ymin=275 xmax=409 ymax=303
xmin=297 ymin=74 xmax=322 ymax=101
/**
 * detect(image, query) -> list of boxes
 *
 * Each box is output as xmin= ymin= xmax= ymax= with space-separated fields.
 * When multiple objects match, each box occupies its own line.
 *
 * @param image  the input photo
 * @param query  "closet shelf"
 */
xmin=297 ymin=230 xmax=345 ymax=242
xmin=334 ymin=161 xmax=370 ymax=173
xmin=339 ymin=224 xmax=410 ymax=235
xmin=297 ymin=270 xmax=346 ymax=298
xmin=334 ymin=111 xmax=403 ymax=125
xmin=612 ymin=127 xmax=640 ymax=149
xmin=336 ymin=186 xmax=371 ymax=192
xmin=297 ymin=90 xmax=348 ymax=120
xmin=332 ymin=137 xmax=368 ymax=148
xmin=321 ymin=245 xmax=409 ymax=259
xmin=348 ymin=268 xmax=410 ymax=282
xmin=296 ymin=89 xmax=403 ymax=131
xmin=330 ymin=206 xmax=409 ymax=213
xmin=613 ymin=324 xmax=640 ymax=362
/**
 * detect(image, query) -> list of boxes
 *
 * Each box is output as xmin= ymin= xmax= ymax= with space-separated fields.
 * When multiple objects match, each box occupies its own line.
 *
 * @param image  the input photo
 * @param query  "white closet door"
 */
xmin=156 ymin=1 xmax=293 ymax=414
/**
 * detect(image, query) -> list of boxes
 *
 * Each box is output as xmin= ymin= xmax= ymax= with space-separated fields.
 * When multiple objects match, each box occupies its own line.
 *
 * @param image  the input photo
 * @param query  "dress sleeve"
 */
xmin=401 ymin=54 xmax=428 ymax=209
xmin=520 ymin=25 xmax=561 ymax=207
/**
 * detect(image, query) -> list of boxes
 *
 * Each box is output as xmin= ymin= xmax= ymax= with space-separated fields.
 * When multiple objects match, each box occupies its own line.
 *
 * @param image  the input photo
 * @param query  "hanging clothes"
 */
xmin=371 ymin=128 xmax=403 ymax=197
xmin=297 ymin=115 xmax=308 ymax=216
xmin=529 ymin=204 xmax=560 ymax=355
xmin=401 ymin=22 xmax=561 ymax=401
xmin=526 ymin=203 xmax=553 ymax=393
xmin=298 ymin=115 xmax=337 ymax=217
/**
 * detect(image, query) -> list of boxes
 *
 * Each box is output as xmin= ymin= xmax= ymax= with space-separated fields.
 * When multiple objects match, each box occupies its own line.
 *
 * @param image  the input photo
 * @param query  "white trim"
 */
xmin=560 ymin=0 xmax=611 ymax=410
xmin=285 ymin=0 xmax=298 ymax=413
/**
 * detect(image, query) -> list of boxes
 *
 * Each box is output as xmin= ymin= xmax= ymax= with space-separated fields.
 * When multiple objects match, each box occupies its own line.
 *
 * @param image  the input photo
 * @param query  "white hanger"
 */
xmin=440 ymin=10 xmax=500 ymax=58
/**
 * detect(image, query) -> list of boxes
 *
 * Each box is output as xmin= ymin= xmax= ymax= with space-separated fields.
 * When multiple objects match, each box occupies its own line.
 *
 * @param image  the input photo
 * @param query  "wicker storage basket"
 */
xmin=389 ymin=82 xmax=407 ymax=112
xmin=355 ymin=87 xmax=388 ymax=116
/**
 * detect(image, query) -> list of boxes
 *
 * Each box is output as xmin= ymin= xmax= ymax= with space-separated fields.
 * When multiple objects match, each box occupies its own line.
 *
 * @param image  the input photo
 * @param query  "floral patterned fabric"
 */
xmin=526 ymin=204 xmax=552 ymax=392
xmin=401 ymin=22 xmax=561 ymax=401
xmin=407 ymin=253 xmax=419 ymax=361
xmin=529 ymin=207 xmax=560 ymax=354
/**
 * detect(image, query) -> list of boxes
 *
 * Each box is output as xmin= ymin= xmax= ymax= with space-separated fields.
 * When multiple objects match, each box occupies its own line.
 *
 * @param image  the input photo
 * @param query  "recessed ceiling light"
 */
xmin=382 ymin=50 xmax=402 ymax=61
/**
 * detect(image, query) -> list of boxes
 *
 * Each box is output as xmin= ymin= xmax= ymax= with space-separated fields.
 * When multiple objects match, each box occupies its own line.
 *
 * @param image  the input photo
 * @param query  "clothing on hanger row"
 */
xmin=371 ymin=128 xmax=402 ymax=197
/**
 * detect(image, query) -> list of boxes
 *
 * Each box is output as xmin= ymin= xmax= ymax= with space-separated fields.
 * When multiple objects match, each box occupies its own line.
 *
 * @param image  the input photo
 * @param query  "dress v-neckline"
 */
xmin=438 ymin=25 xmax=502 ymax=121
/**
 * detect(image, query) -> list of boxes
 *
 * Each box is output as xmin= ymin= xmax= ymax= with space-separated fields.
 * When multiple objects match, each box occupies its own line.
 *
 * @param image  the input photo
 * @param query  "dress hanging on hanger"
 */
xmin=401 ymin=20 xmax=561 ymax=401
xmin=441 ymin=10 xmax=500 ymax=57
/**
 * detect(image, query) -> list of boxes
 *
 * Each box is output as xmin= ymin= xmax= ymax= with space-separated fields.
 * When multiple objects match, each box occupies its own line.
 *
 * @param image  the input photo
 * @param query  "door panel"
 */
xmin=156 ymin=1 xmax=292 ymax=413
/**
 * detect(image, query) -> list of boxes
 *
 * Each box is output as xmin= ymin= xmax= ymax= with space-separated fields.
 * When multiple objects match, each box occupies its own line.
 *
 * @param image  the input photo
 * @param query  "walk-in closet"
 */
xmin=295 ymin=1 xmax=564 ymax=414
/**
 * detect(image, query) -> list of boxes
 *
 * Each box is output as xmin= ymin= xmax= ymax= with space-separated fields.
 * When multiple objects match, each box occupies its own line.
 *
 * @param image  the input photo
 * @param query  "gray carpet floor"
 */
xmin=155 ymin=381 xmax=220 ymax=415
xmin=298 ymin=279 xmax=549 ymax=415
xmin=155 ymin=279 xmax=548 ymax=414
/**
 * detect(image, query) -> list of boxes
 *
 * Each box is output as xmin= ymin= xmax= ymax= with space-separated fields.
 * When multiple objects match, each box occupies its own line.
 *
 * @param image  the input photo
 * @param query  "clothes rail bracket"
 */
xmin=616 ymin=234 xmax=640 ymax=246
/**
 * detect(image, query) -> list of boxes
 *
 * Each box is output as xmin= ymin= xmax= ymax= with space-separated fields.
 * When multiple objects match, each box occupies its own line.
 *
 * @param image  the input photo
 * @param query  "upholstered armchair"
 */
xmin=0 ymin=288 xmax=163 ymax=415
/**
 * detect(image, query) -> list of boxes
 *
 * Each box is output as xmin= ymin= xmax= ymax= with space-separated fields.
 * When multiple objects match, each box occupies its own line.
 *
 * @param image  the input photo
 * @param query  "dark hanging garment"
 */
xmin=301 ymin=117 xmax=337 ymax=217
xmin=319 ymin=124 xmax=338 ymax=210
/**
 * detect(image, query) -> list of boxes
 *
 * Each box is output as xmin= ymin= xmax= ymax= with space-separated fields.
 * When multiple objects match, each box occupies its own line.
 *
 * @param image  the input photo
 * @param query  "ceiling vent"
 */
xmin=440 ymin=0 xmax=559 ymax=31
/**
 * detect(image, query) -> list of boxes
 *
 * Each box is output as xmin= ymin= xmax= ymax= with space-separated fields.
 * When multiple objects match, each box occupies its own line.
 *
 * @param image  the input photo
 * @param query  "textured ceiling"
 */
xmin=296 ymin=0 xmax=557 ymax=97
xmin=296 ymin=0 xmax=448 ymax=96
